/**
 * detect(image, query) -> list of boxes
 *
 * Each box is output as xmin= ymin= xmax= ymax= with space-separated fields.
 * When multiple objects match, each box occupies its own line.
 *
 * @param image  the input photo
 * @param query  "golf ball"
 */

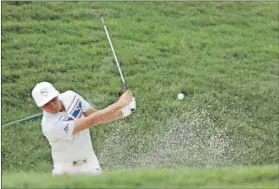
xmin=177 ymin=93 xmax=184 ymax=100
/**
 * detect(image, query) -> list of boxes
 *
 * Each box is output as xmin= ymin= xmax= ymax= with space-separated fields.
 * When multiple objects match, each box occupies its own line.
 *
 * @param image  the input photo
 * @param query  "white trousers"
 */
xmin=52 ymin=162 xmax=102 ymax=176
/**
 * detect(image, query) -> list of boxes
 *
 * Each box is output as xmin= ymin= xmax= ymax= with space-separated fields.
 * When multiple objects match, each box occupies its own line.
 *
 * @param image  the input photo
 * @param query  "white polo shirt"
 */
xmin=41 ymin=90 xmax=99 ymax=166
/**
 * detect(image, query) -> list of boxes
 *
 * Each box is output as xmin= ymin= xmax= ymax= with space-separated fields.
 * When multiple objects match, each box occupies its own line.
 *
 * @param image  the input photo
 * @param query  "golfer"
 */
xmin=32 ymin=81 xmax=135 ymax=176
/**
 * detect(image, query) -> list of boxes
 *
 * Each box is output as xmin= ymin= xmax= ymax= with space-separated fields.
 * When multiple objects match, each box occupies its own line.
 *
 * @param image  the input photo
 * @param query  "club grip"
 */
xmin=123 ymin=83 xmax=128 ymax=92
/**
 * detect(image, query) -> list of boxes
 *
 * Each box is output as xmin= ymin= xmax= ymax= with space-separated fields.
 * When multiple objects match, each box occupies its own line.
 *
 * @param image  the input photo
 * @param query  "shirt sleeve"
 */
xmin=43 ymin=120 xmax=75 ymax=142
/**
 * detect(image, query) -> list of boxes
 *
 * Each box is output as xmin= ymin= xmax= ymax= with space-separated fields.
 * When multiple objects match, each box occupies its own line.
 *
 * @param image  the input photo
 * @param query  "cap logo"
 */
xmin=40 ymin=88 xmax=48 ymax=96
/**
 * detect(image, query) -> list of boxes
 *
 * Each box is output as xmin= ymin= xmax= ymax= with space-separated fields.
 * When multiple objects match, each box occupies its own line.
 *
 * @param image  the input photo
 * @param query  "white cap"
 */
xmin=32 ymin=82 xmax=60 ymax=107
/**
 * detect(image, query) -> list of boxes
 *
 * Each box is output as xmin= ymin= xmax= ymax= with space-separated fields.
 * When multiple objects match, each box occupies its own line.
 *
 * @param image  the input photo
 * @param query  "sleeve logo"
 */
xmin=63 ymin=124 xmax=69 ymax=133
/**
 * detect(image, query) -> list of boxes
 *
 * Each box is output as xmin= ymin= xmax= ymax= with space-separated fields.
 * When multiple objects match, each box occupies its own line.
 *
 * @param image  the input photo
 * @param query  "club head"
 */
xmin=101 ymin=17 xmax=105 ymax=24
xmin=92 ymin=9 xmax=101 ymax=18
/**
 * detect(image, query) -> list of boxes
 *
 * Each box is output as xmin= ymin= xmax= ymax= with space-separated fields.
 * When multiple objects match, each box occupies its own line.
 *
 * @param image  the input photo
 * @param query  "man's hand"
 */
xmin=118 ymin=90 xmax=133 ymax=107
xmin=118 ymin=90 xmax=135 ymax=118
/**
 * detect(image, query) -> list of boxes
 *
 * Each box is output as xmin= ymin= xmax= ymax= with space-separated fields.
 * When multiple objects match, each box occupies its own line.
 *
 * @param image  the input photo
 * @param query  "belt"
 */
xmin=72 ymin=159 xmax=87 ymax=167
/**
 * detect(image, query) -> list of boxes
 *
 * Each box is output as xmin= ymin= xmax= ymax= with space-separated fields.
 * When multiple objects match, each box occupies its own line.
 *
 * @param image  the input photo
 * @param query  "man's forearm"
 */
xmin=84 ymin=108 xmax=98 ymax=117
xmin=95 ymin=107 xmax=123 ymax=125
xmin=73 ymin=102 xmax=123 ymax=134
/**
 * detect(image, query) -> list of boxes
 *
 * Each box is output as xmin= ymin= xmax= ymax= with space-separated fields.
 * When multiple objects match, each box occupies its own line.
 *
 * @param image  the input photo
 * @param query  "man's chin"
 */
xmin=53 ymin=110 xmax=60 ymax=114
xmin=47 ymin=109 xmax=59 ymax=114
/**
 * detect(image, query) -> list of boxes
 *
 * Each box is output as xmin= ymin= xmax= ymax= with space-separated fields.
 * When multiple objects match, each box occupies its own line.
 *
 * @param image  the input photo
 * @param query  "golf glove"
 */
xmin=121 ymin=97 xmax=136 ymax=118
xmin=130 ymin=97 xmax=136 ymax=113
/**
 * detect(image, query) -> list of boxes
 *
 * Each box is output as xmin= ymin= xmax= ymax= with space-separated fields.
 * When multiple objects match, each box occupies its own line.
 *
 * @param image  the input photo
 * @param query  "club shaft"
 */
xmin=101 ymin=17 xmax=127 ymax=89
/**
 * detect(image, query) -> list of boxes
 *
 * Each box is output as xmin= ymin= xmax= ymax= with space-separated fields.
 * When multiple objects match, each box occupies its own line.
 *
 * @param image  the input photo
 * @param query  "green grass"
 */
xmin=1 ymin=1 xmax=279 ymax=187
xmin=2 ymin=165 xmax=279 ymax=188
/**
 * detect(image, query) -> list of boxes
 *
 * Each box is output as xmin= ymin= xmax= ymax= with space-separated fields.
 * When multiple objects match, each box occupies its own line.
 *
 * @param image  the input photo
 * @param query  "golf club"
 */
xmin=100 ymin=16 xmax=128 ymax=91
xmin=100 ymin=16 xmax=136 ymax=113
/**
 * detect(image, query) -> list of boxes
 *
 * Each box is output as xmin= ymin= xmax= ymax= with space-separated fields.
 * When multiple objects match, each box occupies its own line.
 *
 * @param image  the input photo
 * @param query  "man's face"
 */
xmin=40 ymin=97 xmax=62 ymax=114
